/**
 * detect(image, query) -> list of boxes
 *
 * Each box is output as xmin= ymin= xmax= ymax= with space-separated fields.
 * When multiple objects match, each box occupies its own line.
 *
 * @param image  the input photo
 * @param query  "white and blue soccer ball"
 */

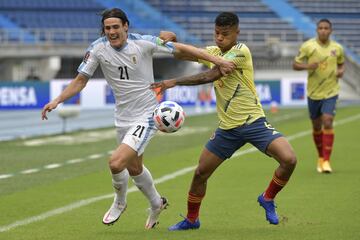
xmin=153 ymin=101 xmax=185 ymax=133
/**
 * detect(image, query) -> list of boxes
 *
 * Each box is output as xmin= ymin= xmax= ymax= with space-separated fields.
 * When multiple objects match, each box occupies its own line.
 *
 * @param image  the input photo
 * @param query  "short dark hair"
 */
xmin=101 ymin=8 xmax=129 ymax=35
xmin=215 ymin=12 xmax=239 ymax=27
xmin=317 ymin=18 xmax=332 ymax=28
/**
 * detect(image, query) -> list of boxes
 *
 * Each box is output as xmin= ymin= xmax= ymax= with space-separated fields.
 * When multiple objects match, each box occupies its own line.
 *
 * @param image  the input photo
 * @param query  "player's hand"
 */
xmin=41 ymin=100 xmax=59 ymax=120
xmin=150 ymin=79 xmax=176 ymax=95
xmin=307 ymin=62 xmax=319 ymax=70
xmin=218 ymin=59 xmax=236 ymax=76
xmin=336 ymin=69 xmax=344 ymax=78
xmin=159 ymin=31 xmax=177 ymax=44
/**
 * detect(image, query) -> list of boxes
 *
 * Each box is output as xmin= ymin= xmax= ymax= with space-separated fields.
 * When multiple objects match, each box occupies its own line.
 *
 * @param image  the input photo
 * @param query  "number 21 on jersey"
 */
xmin=118 ymin=66 xmax=129 ymax=80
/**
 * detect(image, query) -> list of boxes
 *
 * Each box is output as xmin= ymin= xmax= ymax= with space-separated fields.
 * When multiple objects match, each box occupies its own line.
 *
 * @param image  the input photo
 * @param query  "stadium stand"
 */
xmin=0 ymin=0 xmax=358 ymax=70
xmin=0 ymin=0 xmax=199 ymax=44
xmin=146 ymin=0 xmax=305 ymax=45
xmin=0 ymin=0 xmax=103 ymax=43
xmin=0 ymin=0 xmax=358 ymax=57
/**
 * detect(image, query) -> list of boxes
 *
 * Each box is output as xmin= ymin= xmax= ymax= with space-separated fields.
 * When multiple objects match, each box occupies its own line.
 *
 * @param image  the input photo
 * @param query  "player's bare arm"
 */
xmin=293 ymin=61 xmax=319 ymax=71
xmin=158 ymin=31 xmax=235 ymax=75
xmin=336 ymin=63 xmax=345 ymax=78
xmin=150 ymin=66 xmax=221 ymax=95
xmin=41 ymin=73 xmax=89 ymax=120
xmin=172 ymin=42 xmax=235 ymax=76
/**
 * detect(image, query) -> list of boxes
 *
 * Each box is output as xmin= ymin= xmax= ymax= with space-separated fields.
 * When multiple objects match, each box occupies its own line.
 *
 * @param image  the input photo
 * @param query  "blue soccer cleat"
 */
xmin=168 ymin=216 xmax=200 ymax=231
xmin=257 ymin=194 xmax=279 ymax=225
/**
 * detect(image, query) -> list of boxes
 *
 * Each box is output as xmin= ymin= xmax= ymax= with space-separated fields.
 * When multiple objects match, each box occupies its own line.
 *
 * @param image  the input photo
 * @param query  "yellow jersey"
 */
xmin=294 ymin=38 xmax=345 ymax=100
xmin=199 ymin=43 xmax=265 ymax=130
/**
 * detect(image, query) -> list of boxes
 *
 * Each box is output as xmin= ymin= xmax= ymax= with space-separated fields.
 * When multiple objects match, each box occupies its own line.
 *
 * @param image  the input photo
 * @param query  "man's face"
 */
xmin=214 ymin=25 xmax=239 ymax=52
xmin=317 ymin=21 xmax=332 ymax=43
xmin=103 ymin=17 xmax=128 ymax=48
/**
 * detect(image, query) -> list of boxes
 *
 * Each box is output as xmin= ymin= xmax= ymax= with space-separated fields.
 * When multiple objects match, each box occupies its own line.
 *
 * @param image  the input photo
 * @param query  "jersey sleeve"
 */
xmin=223 ymin=45 xmax=250 ymax=69
xmin=294 ymin=42 xmax=308 ymax=63
xmin=337 ymin=44 xmax=345 ymax=64
xmin=77 ymin=46 xmax=100 ymax=78
xmin=129 ymin=33 xmax=175 ymax=55
xmin=152 ymin=36 xmax=175 ymax=54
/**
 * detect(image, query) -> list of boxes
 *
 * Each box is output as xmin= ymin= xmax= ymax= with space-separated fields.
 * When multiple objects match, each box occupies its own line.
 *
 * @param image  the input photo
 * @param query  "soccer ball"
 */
xmin=153 ymin=101 xmax=185 ymax=133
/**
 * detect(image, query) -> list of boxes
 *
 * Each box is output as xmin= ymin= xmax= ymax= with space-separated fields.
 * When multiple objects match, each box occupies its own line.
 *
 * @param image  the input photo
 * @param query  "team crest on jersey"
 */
xmin=131 ymin=55 xmax=137 ymax=64
xmin=83 ymin=51 xmax=90 ymax=63
xmin=330 ymin=50 xmax=337 ymax=57
xmin=216 ymin=79 xmax=224 ymax=88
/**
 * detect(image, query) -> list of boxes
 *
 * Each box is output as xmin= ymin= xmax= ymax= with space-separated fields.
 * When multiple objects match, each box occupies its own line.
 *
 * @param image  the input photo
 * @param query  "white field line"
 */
xmin=0 ymin=153 xmax=107 ymax=180
xmin=0 ymin=128 xmax=210 ymax=180
xmin=0 ymin=113 xmax=359 ymax=233
xmin=21 ymin=169 xmax=40 ymax=175
xmin=21 ymin=127 xmax=210 ymax=147
xmin=0 ymin=167 xmax=197 ymax=233
xmin=44 ymin=164 xmax=62 ymax=170
xmin=0 ymin=174 xmax=13 ymax=180
xmin=1 ymin=112 xmax=304 ymax=180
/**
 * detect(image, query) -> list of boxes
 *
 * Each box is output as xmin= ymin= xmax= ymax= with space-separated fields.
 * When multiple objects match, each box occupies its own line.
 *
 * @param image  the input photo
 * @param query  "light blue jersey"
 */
xmin=78 ymin=33 xmax=175 ymax=127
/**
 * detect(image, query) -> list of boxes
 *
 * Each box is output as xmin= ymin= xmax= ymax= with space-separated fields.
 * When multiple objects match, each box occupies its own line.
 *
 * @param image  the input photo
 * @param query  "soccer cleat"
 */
xmin=168 ymin=216 xmax=200 ymax=231
xmin=317 ymin=158 xmax=324 ymax=173
xmin=102 ymin=202 xmax=127 ymax=225
xmin=257 ymin=194 xmax=279 ymax=225
xmin=145 ymin=197 xmax=169 ymax=229
xmin=321 ymin=161 xmax=332 ymax=173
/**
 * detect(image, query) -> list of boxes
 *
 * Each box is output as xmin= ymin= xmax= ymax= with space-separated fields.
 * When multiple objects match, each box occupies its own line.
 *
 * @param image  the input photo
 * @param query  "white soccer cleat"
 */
xmin=317 ymin=158 xmax=324 ymax=173
xmin=321 ymin=160 xmax=332 ymax=173
xmin=102 ymin=202 xmax=127 ymax=225
xmin=145 ymin=197 xmax=169 ymax=229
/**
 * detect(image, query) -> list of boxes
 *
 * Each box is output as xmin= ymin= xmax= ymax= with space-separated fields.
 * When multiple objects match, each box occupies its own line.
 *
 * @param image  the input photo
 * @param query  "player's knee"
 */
xmin=109 ymin=155 xmax=127 ymax=173
xmin=312 ymin=125 xmax=322 ymax=132
xmin=281 ymin=152 xmax=297 ymax=170
xmin=323 ymin=120 xmax=333 ymax=129
xmin=322 ymin=115 xmax=334 ymax=129
xmin=194 ymin=167 xmax=210 ymax=183
xmin=311 ymin=118 xmax=322 ymax=131
xmin=127 ymin=164 xmax=143 ymax=176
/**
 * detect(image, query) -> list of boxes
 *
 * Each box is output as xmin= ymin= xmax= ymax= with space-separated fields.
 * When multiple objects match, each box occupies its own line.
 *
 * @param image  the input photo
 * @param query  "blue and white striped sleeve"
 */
xmin=129 ymin=33 xmax=175 ymax=54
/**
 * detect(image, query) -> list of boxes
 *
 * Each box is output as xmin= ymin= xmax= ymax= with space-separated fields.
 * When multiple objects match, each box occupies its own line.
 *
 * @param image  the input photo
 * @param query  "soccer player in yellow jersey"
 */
xmin=293 ymin=19 xmax=345 ymax=173
xmin=151 ymin=12 xmax=297 ymax=229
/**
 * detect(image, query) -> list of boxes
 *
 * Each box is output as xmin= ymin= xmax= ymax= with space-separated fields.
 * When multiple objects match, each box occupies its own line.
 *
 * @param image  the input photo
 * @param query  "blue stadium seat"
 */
xmin=146 ymin=0 xmax=305 ymax=45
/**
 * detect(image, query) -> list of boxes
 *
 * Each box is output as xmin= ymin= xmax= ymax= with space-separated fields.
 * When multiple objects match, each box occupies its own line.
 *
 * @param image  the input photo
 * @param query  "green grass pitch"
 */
xmin=0 ymin=105 xmax=359 ymax=240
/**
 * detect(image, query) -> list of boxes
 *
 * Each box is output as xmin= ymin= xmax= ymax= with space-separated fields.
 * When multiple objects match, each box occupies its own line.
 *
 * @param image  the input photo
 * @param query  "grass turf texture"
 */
xmin=0 ymin=106 xmax=359 ymax=239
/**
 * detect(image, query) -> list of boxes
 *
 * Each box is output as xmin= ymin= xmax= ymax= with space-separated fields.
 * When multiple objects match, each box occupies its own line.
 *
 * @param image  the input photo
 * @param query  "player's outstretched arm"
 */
xmin=293 ymin=61 xmax=319 ymax=71
xmin=172 ymin=42 xmax=235 ymax=76
xmin=150 ymin=66 xmax=222 ymax=95
xmin=41 ymin=73 xmax=89 ymax=120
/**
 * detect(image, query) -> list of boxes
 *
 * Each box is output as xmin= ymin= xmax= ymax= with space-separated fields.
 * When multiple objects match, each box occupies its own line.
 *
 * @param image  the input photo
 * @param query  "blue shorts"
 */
xmin=307 ymin=95 xmax=338 ymax=120
xmin=205 ymin=117 xmax=283 ymax=160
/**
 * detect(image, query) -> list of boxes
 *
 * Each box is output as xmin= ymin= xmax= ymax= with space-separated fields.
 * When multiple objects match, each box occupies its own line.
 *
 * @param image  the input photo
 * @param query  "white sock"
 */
xmin=131 ymin=166 xmax=161 ymax=209
xmin=111 ymin=169 xmax=129 ymax=206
